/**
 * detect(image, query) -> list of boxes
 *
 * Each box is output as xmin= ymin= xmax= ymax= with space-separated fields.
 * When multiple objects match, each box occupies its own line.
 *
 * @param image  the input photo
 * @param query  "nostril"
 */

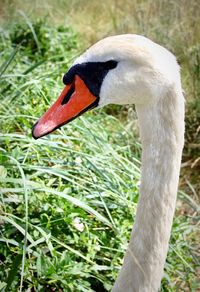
xmin=61 ymin=83 xmax=75 ymax=105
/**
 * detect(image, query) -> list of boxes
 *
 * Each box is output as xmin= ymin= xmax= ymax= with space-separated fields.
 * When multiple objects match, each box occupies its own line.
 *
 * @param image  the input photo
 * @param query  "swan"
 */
xmin=32 ymin=34 xmax=185 ymax=292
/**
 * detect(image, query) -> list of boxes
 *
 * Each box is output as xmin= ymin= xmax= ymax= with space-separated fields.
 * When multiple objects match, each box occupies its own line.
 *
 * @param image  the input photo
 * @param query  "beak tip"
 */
xmin=32 ymin=121 xmax=39 ymax=139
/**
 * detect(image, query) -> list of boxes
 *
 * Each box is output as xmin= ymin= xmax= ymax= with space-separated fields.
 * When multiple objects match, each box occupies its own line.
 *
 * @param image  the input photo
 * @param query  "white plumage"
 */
xmin=75 ymin=35 xmax=185 ymax=291
xmin=33 ymin=34 xmax=185 ymax=291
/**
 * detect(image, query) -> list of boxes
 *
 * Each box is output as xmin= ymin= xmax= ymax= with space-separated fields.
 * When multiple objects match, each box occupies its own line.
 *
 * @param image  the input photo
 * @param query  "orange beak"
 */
xmin=32 ymin=75 xmax=97 ymax=139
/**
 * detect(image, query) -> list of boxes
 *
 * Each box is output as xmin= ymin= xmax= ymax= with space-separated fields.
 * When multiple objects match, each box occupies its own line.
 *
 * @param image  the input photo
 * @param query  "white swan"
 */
xmin=32 ymin=34 xmax=185 ymax=292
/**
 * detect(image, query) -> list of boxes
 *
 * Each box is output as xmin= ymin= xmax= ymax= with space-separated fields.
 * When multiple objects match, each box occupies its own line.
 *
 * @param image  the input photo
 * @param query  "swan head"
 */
xmin=32 ymin=34 xmax=180 ymax=139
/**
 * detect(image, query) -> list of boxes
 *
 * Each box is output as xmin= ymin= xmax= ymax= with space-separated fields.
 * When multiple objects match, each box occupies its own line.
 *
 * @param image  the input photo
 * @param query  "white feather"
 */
xmin=74 ymin=34 xmax=185 ymax=292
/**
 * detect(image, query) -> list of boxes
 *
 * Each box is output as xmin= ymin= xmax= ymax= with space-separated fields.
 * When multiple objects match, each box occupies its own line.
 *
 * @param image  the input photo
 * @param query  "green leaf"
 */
xmin=5 ymin=254 xmax=22 ymax=292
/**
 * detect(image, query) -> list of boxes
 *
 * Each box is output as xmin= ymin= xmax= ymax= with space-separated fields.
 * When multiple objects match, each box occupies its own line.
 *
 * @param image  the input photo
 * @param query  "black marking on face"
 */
xmin=61 ymin=83 xmax=75 ymax=105
xmin=63 ymin=60 xmax=118 ymax=100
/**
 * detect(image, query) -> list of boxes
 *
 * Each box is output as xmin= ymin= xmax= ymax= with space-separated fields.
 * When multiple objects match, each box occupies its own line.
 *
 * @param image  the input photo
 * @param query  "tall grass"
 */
xmin=1 ymin=0 xmax=200 ymax=98
xmin=0 ymin=4 xmax=199 ymax=292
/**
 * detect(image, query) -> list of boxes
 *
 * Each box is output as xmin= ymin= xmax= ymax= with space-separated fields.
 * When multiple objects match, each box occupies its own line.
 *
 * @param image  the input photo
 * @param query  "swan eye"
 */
xmin=104 ymin=60 xmax=118 ymax=70
xmin=61 ymin=82 xmax=75 ymax=105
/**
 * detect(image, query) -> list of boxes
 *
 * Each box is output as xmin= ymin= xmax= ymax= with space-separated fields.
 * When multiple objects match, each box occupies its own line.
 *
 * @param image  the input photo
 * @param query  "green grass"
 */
xmin=0 ymin=14 xmax=199 ymax=292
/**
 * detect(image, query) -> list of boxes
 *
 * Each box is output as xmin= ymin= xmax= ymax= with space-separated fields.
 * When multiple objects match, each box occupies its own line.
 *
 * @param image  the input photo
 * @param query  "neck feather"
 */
xmin=113 ymin=86 xmax=185 ymax=292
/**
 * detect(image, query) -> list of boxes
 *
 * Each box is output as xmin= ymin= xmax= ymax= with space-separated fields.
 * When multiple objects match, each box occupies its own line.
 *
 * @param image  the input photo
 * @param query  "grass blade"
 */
xmin=5 ymin=254 xmax=22 ymax=292
xmin=0 ymin=47 xmax=18 ymax=78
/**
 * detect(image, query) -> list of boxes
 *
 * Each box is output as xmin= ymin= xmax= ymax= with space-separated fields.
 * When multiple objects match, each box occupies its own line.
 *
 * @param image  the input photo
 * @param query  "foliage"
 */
xmin=11 ymin=20 xmax=77 ymax=62
xmin=0 ymin=10 xmax=199 ymax=292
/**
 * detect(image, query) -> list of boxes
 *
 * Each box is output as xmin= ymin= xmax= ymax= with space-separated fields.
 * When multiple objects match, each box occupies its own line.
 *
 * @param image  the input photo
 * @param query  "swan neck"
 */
xmin=113 ymin=87 xmax=184 ymax=292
